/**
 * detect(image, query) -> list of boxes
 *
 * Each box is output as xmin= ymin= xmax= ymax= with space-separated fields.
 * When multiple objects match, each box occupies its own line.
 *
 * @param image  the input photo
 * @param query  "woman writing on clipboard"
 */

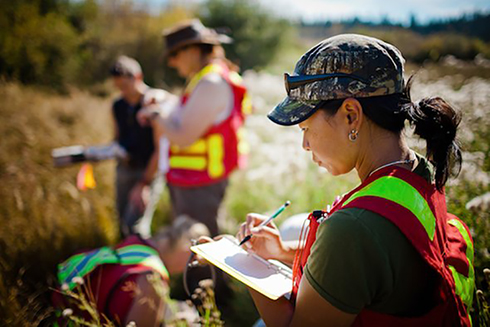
xmin=237 ymin=34 xmax=474 ymax=326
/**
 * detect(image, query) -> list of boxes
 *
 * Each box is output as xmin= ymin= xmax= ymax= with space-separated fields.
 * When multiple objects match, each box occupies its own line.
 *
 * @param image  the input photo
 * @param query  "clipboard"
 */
xmin=190 ymin=236 xmax=292 ymax=300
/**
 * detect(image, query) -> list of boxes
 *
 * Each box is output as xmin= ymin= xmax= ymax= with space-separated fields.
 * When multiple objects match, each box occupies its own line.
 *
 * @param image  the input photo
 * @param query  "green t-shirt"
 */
xmin=304 ymin=156 xmax=439 ymax=316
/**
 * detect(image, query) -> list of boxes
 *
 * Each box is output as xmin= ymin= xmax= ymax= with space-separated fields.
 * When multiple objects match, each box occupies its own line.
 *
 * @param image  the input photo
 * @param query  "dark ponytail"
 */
xmin=319 ymin=75 xmax=463 ymax=192
xmin=196 ymin=44 xmax=240 ymax=72
xmin=404 ymin=77 xmax=462 ymax=191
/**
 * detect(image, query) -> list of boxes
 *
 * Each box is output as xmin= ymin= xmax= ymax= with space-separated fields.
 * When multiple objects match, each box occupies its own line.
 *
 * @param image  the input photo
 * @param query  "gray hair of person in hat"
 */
xmin=162 ymin=19 xmax=237 ymax=78
xmin=110 ymin=55 xmax=143 ymax=78
xmin=269 ymin=34 xmax=461 ymax=190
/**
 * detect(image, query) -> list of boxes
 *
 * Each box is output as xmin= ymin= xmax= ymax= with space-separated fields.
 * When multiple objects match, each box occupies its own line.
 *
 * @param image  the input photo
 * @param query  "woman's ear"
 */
xmin=340 ymin=98 xmax=363 ymax=129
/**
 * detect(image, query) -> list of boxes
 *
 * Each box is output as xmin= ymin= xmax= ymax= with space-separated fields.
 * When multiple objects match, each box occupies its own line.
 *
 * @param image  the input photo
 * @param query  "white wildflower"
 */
xmin=62 ymin=308 xmax=73 ymax=317
xmin=71 ymin=276 xmax=84 ymax=285
xmin=466 ymin=192 xmax=490 ymax=212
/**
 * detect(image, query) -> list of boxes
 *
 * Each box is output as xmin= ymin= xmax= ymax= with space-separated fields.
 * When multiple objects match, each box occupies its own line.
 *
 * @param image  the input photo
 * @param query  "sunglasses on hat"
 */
xmin=284 ymin=72 xmax=368 ymax=96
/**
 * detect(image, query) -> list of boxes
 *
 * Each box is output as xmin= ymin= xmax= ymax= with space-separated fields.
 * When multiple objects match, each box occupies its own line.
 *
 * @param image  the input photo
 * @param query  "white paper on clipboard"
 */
xmin=190 ymin=237 xmax=292 ymax=300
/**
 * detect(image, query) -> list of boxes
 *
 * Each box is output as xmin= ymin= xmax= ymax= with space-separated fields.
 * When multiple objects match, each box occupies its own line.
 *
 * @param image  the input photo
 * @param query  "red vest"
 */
xmin=292 ymin=166 xmax=474 ymax=326
xmin=166 ymin=62 xmax=251 ymax=187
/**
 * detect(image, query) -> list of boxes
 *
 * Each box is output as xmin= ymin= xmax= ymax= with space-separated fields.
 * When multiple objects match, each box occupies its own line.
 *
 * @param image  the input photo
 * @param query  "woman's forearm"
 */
xmin=249 ymin=288 xmax=294 ymax=327
xmin=152 ymin=113 xmax=205 ymax=147
xmin=277 ymin=241 xmax=301 ymax=266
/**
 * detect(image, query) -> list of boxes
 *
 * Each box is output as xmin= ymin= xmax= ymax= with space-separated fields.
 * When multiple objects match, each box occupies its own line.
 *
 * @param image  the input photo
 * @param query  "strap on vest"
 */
xmin=342 ymin=175 xmax=436 ymax=241
xmin=185 ymin=63 xmax=225 ymax=94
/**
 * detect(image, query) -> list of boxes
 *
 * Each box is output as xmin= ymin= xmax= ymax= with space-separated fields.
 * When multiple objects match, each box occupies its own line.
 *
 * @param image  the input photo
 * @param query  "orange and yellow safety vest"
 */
xmin=166 ymin=61 xmax=251 ymax=187
xmin=292 ymin=166 xmax=474 ymax=326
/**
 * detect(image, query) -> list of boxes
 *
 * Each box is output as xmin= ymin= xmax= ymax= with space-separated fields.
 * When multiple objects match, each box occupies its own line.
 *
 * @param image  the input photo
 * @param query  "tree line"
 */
xmin=0 ymin=0 xmax=290 ymax=90
xmin=299 ymin=12 xmax=490 ymax=63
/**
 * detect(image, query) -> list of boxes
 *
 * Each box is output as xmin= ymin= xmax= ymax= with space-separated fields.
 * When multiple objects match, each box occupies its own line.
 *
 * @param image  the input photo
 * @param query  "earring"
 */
xmin=348 ymin=129 xmax=358 ymax=142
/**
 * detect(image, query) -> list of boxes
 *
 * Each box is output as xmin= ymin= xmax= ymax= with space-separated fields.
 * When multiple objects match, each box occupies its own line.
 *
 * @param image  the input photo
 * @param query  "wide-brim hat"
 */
xmin=163 ymin=19 xmax=233 ymax=56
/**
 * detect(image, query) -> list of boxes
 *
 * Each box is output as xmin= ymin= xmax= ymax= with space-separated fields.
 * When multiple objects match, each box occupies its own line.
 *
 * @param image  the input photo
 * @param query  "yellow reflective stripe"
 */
xmin=241 ymin=93 xmax=253 ymax=115
xmin=169 ymin=156 xmax=207 ymax=170
xmin=449 ymin=265 xmax=475 ymax=309
xmin=228 ymin=71 xmax=243 ymax=85
xmin=185 ymin=63 xmax=224 ymax=94
xmin=448 ymin=219 xmax=474 ymax=263
xmin=171 ymin=139 xmax=207 ymax=155
xmin=139 ymin=256 xmax=169 ymax=280
xmin=343 ymin=176 xmax=436 ymax=241
xmin=207 ymin=134 xmax=225 ymax=178
xmin=58 ymin=244 xmax=169 ymax=290
xmin=117 ymin=246 xmax=169 ymax=280
xmin=448 ymin=218 xmax=475 ymax=308
xmin=169 ymin=133 xmax=225 ymax=175
xmin=237 ymin=127 xmax=249 ymax=155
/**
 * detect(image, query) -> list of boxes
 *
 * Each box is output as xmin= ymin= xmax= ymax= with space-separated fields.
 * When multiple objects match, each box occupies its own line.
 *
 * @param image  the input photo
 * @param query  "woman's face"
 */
xmin=167 ymin=46 xmax=201 ymax=78
xmin=112 ymin=75 xmax=138 ymax=99
xmin=298 ymin=105 xmax=359 ymax=176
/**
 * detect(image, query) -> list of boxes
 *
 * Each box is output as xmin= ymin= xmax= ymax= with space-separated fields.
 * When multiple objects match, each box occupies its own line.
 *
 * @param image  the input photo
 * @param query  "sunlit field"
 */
xmin=1 ymin=58 xmax=490 ymax=325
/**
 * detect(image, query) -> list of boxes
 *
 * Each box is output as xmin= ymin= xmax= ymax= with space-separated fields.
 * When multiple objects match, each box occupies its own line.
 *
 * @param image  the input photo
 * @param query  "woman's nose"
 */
xmin=167 ymin=56 xmax=177 ymax=68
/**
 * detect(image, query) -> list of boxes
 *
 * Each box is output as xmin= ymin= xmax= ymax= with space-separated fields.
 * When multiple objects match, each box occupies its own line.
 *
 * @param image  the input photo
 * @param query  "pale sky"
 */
xmin=263 ymin=0 xmax=490 ymax=24
xmin=144 ymin=0 xmax=490 ymax=24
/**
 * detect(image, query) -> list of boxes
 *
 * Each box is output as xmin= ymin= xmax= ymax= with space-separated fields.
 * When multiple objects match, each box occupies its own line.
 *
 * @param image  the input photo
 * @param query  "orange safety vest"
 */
xmin=166 ymin=62 xmax=251 ymax=187
xmin=292 ymin=166 xmax=474 ymax=326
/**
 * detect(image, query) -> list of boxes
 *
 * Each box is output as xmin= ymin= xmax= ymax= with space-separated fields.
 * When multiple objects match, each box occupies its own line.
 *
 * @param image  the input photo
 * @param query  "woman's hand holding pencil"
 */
xmin=238 ymin=201 xmax=290 ymax=246
xmin=196 ymin=201 xmax=295 ymax=265
xmin=237 ymin=201 xmax=292 ymax=263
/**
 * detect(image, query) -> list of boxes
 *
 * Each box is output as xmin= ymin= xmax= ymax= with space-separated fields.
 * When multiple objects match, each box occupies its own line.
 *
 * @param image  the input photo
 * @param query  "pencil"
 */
xmin=238 ymin=200 xmax=291 ymax=246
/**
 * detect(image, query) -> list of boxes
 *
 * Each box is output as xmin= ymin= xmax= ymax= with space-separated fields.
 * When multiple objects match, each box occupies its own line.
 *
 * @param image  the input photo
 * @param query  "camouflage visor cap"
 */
xmin=268 ymin=34 xmax=406 ymax=126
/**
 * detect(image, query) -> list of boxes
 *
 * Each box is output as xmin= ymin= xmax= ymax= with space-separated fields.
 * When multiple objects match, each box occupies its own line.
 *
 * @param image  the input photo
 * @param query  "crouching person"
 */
xmin=52 ymin=216 xmax=208 ymax=327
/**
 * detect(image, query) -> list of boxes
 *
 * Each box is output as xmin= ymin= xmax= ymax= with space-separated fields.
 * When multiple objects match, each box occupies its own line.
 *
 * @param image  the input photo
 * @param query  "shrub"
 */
xmin=199 ymin=0 xmax=292 ymax=71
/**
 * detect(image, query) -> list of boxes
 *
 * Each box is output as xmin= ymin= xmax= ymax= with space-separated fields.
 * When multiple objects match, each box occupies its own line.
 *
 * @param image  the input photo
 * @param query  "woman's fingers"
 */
xmin=245 ymin=213 xmax=267 ymax=235
xmin=237 ymin=223 xmax=254 ymax=249
xmin=137 ymin=104 xmax=160 ymax=126
xmin=250 ymin=225 xmax=280 ymax=240
xmin=136 ymin=108 xmax=149 ymax=126
xmin=236 ymin=223 xmax=245 ymax=242
xmin=245 ymin=214 xmax=255 ymax=235
xmin=197 ymin=236 xmax=214 ymax=244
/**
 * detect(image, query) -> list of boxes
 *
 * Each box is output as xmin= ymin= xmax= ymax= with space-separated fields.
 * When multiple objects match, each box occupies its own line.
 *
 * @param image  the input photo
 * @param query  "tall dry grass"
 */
xmin=0 ymin=82 xmax=118 ymax=325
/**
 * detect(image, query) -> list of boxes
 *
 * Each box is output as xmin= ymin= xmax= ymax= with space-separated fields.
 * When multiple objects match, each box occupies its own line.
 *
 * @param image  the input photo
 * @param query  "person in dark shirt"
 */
xmin=110 ymin=56 xmax=170 ymax=238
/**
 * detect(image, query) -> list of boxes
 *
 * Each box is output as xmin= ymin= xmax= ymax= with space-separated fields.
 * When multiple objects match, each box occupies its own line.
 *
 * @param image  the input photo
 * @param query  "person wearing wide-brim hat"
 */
xmin=139 ymin=18 xmax=250 ymax=236
xmin=237 ymin=34 xmax=474 ymax=326
xmin=138 ymin=19 xmax=250 ymax=308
